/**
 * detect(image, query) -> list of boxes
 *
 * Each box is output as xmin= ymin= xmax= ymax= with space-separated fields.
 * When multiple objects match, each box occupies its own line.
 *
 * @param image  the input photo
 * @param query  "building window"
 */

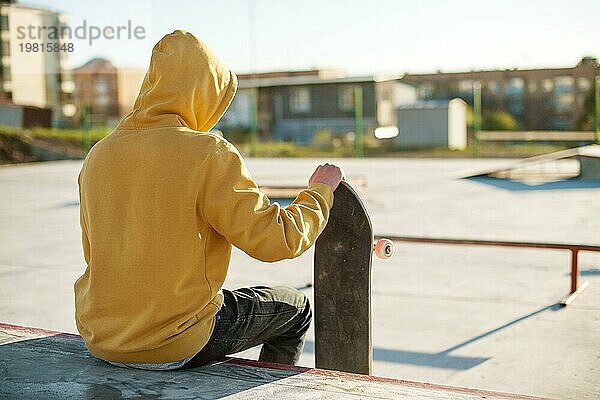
xmin=505 ymin=78 xmax=524 ymax=96
xmin=95 ymin=78 xmax=109 ymax=94
xmin=338 ymin=86 xmax=354 ymax=111
xmin=507 ymin=101 xmax=524 ymax=115
xmin=554 ymin=93 xmax=574 ymax=113
xmin=1 ymin=39 xmax=9 ymax=57
xmin=554 ymin=76 xmax=574 ymax=94
xmin=543 ymin=79 xmax=554 ymax=92
xmin=487 ymin=80 xmax=500 ymax=94
xmin=527 ymin=81 xmax=538 ymax=93
xmin=289 ymin=87 xmax=310 ymax=113
xmin=0 ymin=15 xmax=8 ymax=31
xmin=2 ymin=64 xmax=9 ymax=81
xmin=505 ymin=78 xmax=524 ymax=115
xmin=458 ymin=79 xmax=473 ymax=93
xmin=576 ymin=77 xmax=591 ymax=92
xmin=418 ymin=83 xmax=433 ymax=99
xmin=97 ymin=94 xmax=111 ymax=106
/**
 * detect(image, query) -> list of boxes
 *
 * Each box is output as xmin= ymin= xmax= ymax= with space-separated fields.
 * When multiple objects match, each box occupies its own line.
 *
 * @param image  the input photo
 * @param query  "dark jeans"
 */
xmin=183 ymin=286 xmax=312 ymax=368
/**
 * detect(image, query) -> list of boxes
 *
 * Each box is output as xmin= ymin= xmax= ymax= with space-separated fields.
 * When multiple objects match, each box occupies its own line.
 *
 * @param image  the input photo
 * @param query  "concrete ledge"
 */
xmin=0 ymin=323 xmax=549 ymax=399
xmin=578 ymin=155 xmax=600 ymax=180
xmin=478 ymin=131 xmax=595 ymax=142
xmin=462 ymin=144 xmax=600 ymax=182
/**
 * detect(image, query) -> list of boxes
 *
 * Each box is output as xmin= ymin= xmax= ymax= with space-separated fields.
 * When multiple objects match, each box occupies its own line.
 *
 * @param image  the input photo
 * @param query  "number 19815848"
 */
xmin=19 ymin=42 xmax=74 ymax=52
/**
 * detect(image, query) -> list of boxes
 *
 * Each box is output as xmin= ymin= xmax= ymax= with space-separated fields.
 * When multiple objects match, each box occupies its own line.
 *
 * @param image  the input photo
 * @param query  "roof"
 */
xmin=72 ymin=58 xmax=117 ymax=74
xmin=403 ymin=58 xmax=598 ymax=80
xmin=237 ymin=69 xmax=344 ymax=80
xmin=397 ymin=99 xmax=465 ymax=110
xmin=238 ymin=74 xmax=405 ymax=89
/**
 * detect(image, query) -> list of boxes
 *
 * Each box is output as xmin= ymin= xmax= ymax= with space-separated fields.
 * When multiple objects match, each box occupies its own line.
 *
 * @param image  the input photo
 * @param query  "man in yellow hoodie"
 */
xmin=74 ymin=30 xmax=343 ymax=370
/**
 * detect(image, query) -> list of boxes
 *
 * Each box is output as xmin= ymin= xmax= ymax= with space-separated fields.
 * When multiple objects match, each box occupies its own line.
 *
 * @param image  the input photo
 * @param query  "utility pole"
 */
xmin=595 ymin=75 xmax=599 ymax=144
xmin=249 ymin=89 xmax=257 ymax=157
xmin=248 ymin=0 xmax=257 ymax=156
xmin=473 ymin=81 xmax=482 ymax=157
xmin=354 ymin=86 xmax=364 ymax=158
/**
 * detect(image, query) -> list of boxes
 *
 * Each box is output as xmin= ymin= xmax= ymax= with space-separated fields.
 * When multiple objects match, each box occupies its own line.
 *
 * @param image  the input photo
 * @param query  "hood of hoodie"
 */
xmin=118 ymin=30 xmax=237 ymax=132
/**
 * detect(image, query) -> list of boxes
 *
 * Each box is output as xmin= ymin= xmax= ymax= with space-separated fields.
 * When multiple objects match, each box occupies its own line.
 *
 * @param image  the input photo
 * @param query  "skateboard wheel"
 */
xmin=373 ymin=238 xmax=394 ymax=259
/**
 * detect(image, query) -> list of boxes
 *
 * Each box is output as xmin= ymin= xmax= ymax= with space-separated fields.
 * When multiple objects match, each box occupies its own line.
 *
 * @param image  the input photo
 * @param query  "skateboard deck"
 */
xmin=314 ymin=181 xmax=373 ymax=375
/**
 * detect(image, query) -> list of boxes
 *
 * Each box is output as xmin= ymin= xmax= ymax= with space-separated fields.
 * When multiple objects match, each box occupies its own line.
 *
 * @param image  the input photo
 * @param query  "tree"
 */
xmin=482 ymin=111 xmax=519 ymax=131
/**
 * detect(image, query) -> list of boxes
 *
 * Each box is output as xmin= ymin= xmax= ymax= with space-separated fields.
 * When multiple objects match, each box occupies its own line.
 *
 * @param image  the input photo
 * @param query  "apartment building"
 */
xmin=71 ymin=57 xmax=145 ymax=127
xmin=403 ymin=57 xmax=599 ymax=131
xmin=0 ymin=0 xmax=74 ymax=127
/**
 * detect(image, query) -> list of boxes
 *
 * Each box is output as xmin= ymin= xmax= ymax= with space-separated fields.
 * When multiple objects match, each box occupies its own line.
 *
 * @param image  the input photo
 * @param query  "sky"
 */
xmin=21 ymin=0 xmax=600 ymax=75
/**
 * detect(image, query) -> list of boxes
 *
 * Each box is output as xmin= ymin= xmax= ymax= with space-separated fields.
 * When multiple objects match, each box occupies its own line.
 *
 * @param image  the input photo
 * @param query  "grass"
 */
xmin=236 ymin=140 xmax=572 ymax=158
xmin=0 ymin=126 xmax=111 ymax=143
xmin=0 ymin=126 xmax=578 ymax=159
xmin=237 ymin=142 xmax=357 ymax=157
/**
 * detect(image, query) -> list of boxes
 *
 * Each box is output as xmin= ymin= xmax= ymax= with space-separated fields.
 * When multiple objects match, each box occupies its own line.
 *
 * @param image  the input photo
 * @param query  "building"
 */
xmin=0 ymin=0 xmax=74 ymax=127
xmin=218 ymin=70 xmax=343 ymax=133
xmin=0 ymin=102 xmax=51 ymax=128
xmin=403 ymin=57 xmax=599 ymax=131
xmin=72 ymin=58 xmax=119 ymax=125
xmin=218 ymin=70 xmax=417 ymax=144
xmin=116 ymin=67 xmax=146 ymax=118
xmin=71 ymin=58 xmax=145 ymax=127
xmin=396 ymin=99 xmax=467 ymax=150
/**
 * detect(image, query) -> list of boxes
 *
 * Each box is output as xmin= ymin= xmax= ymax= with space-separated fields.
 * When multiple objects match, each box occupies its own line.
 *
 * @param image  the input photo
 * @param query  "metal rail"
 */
xmin=375 ymin=235 xmax=599 ymax=306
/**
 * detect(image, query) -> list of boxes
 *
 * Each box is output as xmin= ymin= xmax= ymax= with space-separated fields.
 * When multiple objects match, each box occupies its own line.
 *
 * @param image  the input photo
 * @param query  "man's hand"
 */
xmin=308 ymin=163 xmax=345 ymax=192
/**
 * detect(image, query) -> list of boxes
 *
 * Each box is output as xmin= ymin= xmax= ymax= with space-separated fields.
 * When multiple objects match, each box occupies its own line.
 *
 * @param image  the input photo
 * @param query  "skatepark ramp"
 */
xmin=463 ymin=144 xmax=600 ymax=184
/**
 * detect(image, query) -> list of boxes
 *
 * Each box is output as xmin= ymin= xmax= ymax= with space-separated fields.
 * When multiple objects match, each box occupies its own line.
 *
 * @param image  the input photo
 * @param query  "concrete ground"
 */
xmin=1 ymin=158 xmax=599 ymax=400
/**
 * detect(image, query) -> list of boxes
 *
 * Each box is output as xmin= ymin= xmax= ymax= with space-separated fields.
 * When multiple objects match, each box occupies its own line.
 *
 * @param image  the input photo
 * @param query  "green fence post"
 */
xmin=354 ymin=86 xmax=364 ymax=158
xmin=473 ymin=81 xmax=482 ymax=157
xmin=82 ymin=103 xmax=91 ymax=156
xmin=594 ymin=75 xmax=599 ymax=144
xmin=249 ymin=88 xmax=257 ymax=157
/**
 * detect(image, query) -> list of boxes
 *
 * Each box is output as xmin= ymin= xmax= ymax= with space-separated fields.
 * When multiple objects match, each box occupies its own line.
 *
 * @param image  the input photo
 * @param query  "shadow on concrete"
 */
xmin=465 ymin=176 xmax=600 ymax=192
xmin=303 ymin=340 xmax=488 ymax=370
xmin=580 ymin=268 xmax=600 ymax=276
xmin=54 ymin=201 xmax=79 ymax=208
xmin=0 ymin=334 xmax=301 ymax=399
xmin=305 ymin=303 xmax=561 ymax=371
xmin=564 ymin=268 xmax=600 ymax=277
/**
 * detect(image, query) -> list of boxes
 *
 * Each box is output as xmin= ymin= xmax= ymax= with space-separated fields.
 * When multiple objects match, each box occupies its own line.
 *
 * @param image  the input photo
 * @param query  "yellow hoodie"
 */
xmin=74 ymin=30 xmax=334 ymax=363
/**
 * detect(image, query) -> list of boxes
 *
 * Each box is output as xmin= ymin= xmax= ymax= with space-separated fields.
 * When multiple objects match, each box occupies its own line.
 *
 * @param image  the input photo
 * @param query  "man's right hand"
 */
xmin=308 ymin=163 xmax=345 ymax=192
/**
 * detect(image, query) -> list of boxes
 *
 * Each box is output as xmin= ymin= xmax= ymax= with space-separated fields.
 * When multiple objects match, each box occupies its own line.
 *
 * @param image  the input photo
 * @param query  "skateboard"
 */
xmin=314 ymin=181 xmax=394 ymax=375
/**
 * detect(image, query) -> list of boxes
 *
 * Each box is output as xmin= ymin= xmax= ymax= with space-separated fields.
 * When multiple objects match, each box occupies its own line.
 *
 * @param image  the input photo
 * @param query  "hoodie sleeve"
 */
xmin=200 ymin=140 xmax=334 ymax=262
